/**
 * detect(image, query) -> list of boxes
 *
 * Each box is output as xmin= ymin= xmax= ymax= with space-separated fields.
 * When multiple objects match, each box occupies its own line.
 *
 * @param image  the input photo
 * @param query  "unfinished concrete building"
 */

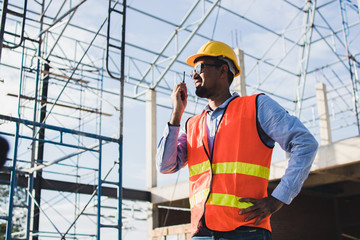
xmin=0 ymin=0 xmax=359 ymax=239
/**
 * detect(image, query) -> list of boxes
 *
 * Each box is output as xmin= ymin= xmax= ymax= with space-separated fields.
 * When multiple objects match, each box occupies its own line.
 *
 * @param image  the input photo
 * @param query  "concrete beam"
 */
xmin=146 ymin=89 xmax=157 ymax=189
xmin=270 ymin=136 xmax=360 ymax=181
xmin=316 ymin=82 xmax=332 ymax=145
xmin=232 ymin=48 xmax=246 ymax=97
xmin=303 ymin=161 xmax=360 ymax=188
xmin=151 ymin=181 xmax=189 ymax=204
xmin=313 ymin=136 xmax=360 ymax=170
xmin=0 ymin=172 xmax=151 ymax=201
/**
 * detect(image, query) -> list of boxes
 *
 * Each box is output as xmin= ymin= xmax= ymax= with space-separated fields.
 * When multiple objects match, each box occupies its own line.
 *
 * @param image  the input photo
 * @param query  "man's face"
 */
xmin=192 ymin=59 xmax=222 ymax=98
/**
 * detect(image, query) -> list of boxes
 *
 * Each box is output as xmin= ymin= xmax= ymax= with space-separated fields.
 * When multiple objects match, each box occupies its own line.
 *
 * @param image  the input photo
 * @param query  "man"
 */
xmin=156 ymin=40 xmax=318 ymax=239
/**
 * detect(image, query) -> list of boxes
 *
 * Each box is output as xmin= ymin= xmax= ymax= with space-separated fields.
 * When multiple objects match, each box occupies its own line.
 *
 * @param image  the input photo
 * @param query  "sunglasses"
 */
xmin=190 ymin=63 xmax=222 ymax=77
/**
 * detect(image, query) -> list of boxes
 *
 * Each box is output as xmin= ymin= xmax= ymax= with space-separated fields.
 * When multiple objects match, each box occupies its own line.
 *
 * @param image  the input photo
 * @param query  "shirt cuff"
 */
xmin=167 ymin=123 xmax=180 ymax=133
xmin=168 ymin=122 xmax=181 ymax=127
xmin=271 ymin=183 xmax=294 ymax=205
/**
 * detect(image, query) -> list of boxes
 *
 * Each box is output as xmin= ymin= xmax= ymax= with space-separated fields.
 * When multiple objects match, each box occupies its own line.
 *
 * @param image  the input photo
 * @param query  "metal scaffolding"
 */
xmin=0 ymin=0 xmax=359 ymax=239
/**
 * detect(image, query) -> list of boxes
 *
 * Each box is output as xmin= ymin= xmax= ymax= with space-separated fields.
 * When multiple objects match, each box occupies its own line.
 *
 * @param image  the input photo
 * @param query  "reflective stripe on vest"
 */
xmin=189 ymin=188 xmax=210 ymax=209
xmin=189 ymin=161 xmax=211 ymax=177
xmin=207 ymin=193 xmax=254 ymax=209
xmin=190 ymin=192 xmax=254 ymax=210
xmin=189 ymin=161 xmax=270 ymax=180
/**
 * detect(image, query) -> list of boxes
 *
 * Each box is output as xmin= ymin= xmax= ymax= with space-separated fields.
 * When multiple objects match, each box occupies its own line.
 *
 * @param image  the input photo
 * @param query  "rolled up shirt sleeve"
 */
xmin=257 ymin=95 xmax=319 ymax=205
xmin=156 ymin=123 xmax=188 ymax=174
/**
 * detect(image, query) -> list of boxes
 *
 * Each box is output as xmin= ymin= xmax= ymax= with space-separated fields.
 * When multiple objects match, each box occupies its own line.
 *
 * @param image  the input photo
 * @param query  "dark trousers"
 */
xmin=192 ymin=227 xmax=272 ymax=240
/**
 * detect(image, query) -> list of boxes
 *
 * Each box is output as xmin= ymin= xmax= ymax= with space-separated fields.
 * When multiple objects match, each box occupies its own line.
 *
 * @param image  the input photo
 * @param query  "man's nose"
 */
xmin=192 ymin=71 xmax=200 ymax=79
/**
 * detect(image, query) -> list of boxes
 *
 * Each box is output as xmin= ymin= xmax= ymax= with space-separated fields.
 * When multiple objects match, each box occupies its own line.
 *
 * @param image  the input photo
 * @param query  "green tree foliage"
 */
xmin=0 ymin=185 xmax=27 ymax=239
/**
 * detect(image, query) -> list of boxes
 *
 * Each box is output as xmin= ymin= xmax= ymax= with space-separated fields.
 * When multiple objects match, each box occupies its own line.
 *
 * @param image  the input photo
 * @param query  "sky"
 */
xmin=0 ymin=0 xmax=359 ymax=239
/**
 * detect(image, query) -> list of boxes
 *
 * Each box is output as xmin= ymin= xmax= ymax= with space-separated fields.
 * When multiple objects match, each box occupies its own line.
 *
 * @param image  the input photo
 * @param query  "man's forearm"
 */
xmin=169 ymin=112 xmax=182 ymax=126
xmin=156 ymin=124 xmax=188 ymax=173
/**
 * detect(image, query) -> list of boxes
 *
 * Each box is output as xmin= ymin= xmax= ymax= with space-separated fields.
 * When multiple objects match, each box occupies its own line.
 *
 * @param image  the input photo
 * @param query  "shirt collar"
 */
xmin=204 ymin=92 xmax=240 ymax=113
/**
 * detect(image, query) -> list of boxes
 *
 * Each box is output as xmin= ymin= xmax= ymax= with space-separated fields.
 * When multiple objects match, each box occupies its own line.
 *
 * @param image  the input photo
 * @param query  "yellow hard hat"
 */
xmin=186 ymin=40 xmax=241 ymax=77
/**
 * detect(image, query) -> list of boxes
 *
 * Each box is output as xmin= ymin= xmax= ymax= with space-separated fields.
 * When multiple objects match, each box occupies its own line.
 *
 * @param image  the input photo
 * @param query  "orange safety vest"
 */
xmin=186 ymin=94 xmax=273 ymax=235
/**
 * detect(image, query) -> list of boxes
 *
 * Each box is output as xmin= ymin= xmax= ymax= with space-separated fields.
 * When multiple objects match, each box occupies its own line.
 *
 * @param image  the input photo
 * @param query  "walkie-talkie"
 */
xmin=181 ymin=71 xmax=185 ymax=100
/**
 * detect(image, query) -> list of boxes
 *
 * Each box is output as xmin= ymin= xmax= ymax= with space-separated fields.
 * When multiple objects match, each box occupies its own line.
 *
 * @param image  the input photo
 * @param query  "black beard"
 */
xmin=194 ymin=76 xmax=209 ymax=98
xmin=195 ymin=86 xmax=209 ymax=98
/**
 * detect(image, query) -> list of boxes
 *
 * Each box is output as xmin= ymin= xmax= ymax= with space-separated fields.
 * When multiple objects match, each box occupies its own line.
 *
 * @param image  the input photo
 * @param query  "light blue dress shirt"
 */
xmin=156 ymin=93 xmax=318 ymax=205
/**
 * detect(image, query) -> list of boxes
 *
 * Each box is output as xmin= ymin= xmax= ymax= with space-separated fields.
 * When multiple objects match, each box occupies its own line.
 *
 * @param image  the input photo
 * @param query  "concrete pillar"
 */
xmin=146 ymin=89 xmax=157 ymax=239
xmin=232 ymin=48 xmax=246 ymax=97
xmin=146 ymin=89 xmax=157 ymax=189
xmin=316 ymin=82 xmax=332 ymax=145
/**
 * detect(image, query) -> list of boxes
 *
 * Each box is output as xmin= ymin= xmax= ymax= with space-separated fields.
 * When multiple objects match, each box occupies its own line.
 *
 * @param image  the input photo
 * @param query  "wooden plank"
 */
xmin=42 ymin=70 xmax=89 ymax=84
xmin=153 ymin=224 xmax=191 ymax=237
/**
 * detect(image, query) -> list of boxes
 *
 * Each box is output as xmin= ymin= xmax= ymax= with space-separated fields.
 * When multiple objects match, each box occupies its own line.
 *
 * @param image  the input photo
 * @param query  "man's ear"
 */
xmin=221 ymin=64 xmax=228 ymax=75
